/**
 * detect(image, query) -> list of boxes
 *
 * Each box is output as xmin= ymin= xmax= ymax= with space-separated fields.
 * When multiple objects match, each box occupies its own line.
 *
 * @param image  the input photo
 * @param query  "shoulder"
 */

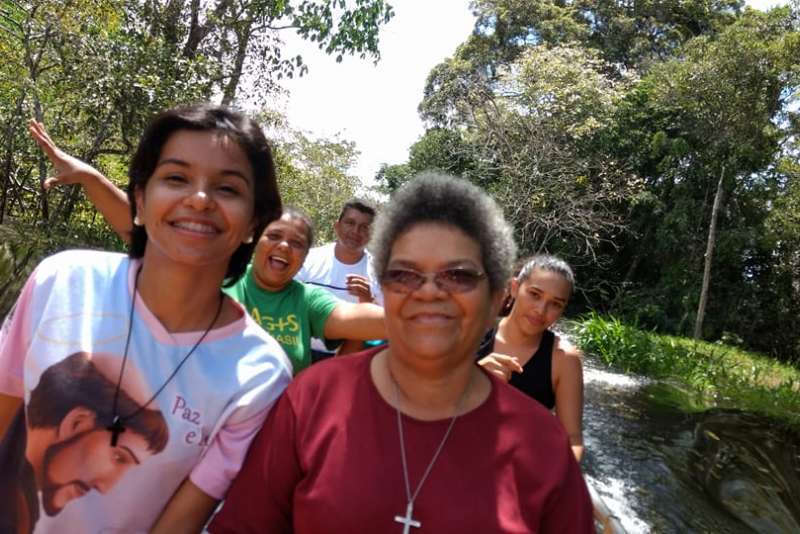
xmin=36 ymin=249 xmax=125 ymax=276
xmin=305 ymin=243 xmax=335 ymax=262
xmin=553 ymin=332 xmax=581 ymax=358
xmin=230 ymin=306 xmax=294 ymax=374
xmin=32 ymin=250 xmax=128 ymax=289
xmin=303 ymin=282 xmax=339 ymax=303
xmin=285 ymin=348 xmax=376 ymax=403
xmin=552 ymin=333 xmax=583 ymax=369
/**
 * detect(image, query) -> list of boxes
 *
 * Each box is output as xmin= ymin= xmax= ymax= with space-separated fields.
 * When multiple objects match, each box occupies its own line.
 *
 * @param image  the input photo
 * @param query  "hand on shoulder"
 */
xmin=478 ymin=352 xmax=524 ymax=381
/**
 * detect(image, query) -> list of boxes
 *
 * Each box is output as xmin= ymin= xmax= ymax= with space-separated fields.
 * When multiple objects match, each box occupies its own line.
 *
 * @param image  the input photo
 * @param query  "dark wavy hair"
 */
xmin=127 ymin=103 xmax=281 ymax=286
xmin=27 ymin=352 xmax=168 ymax=454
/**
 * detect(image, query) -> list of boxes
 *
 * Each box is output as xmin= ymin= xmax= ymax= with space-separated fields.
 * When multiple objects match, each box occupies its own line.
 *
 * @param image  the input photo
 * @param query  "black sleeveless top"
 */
xmin=477 ymin=328 xmax=557 ymax=410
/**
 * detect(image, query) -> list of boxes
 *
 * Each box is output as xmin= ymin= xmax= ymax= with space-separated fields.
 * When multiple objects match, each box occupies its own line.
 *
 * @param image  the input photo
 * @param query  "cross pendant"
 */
xmin=107 ymin=415 xmax=126 ymax=447
xmin=394 ymin=501 xmax=421 ymax=534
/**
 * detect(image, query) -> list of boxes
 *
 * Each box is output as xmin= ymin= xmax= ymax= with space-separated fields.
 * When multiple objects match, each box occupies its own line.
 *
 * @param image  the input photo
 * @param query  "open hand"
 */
xmin=29 ymin=119 xmax=101 ymax=190
xmin=478 ymin=353 xmax=524 ymax=381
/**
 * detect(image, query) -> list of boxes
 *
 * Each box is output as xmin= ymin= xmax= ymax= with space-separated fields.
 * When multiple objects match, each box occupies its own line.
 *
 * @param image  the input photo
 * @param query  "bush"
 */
xmin=572 ymin=312 xmax=800 ymax=426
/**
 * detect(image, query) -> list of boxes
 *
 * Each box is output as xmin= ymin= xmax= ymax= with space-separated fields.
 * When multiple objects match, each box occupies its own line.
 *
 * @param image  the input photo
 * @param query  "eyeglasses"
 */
xmin=382 ymin=267 xmax=486 ymax=294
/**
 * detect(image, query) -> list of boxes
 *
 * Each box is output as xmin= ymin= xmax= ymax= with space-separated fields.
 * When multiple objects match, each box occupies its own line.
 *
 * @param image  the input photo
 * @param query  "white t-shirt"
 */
xmin=294 ymin=242 xmax=382 ymax=353
xmin=0 ymin=250 xmax=292 ymax=533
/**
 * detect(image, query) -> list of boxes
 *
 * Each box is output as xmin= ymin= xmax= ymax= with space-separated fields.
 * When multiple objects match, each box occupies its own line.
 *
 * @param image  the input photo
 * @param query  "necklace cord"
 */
xmin=392 ymin=364 xmax=471 ymax=506
xmin=112 ymin=265 xmax=224 ymax=425
xmin=111 ymin=265 xmax=142 ymax=422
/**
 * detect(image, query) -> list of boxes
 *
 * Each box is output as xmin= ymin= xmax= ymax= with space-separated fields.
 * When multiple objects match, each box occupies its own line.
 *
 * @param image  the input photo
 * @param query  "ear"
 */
xmin=134 ymin=186 xmax=145 ymax=224
xmin=244 ymin=217 xmax=257 ymax=244
xmin=57 ymin=406 xmax=98 ymax=439
xmin=509 ymin=277 xmax=520 ymax=298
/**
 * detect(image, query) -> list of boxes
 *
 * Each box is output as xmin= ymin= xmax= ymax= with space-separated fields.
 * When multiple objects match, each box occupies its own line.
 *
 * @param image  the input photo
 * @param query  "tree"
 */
xmin=375 ymin=127 xmax=482 ymax=192
xmin=632 ymin=7 xmax=799 ymax=339
xmin=0 ymin=0 xmax=394 ymax=225
xmin=0 ymin=0 xmax=394 ymax=318
xmin=417 ymin=42 xmax=639 ymax=267
xmin=263 ymin=112 xmax=362 ymax=244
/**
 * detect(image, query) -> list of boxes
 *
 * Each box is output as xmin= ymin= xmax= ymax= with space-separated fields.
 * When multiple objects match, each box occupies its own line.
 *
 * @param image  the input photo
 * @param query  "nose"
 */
xmin=186 ymin=183 xmax=214 ymax=211
xmin=414 ymin=274 xmax=447 ymax=299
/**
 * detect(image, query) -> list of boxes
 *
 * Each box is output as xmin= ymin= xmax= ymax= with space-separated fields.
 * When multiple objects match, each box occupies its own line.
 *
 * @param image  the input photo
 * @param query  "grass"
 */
xmin=572 ymin=312 xmax=800 ymax=427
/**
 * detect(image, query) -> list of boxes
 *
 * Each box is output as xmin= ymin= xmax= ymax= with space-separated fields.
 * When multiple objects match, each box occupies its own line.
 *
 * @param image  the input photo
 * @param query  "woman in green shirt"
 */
xmin=224 ymin=207 xmax=384 ymax=372
xmin=28 ymin=120 xmax=384 ymax=374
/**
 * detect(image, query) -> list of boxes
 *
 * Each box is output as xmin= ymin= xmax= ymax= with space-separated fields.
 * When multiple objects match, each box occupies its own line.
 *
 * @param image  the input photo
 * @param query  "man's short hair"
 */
xmin=26 ymin=352 xmax=168 ymax=453
xmin=338 ymin=198 xmax=376 ymax=221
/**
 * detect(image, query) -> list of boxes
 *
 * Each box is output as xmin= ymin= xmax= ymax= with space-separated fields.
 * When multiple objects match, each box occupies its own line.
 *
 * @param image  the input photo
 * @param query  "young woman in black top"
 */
xmin=478 ymin=255 xmax=585 ymax=461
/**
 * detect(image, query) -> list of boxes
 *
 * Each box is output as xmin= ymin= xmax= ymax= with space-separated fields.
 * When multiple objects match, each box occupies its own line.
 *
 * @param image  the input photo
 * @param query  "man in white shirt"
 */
xmin=295 ymin=199 xmax=383 ymax=361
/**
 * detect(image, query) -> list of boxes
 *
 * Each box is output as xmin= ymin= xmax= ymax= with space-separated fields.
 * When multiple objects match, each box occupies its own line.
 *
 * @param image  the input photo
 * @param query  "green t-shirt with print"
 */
xmin=224 ymin=264 xmax=338 ymax=374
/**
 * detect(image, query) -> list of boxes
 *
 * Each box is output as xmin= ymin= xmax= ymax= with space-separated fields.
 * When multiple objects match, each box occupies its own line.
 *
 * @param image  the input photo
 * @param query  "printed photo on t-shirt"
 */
xmin=0 ymin=351 xmax=168 ymax=534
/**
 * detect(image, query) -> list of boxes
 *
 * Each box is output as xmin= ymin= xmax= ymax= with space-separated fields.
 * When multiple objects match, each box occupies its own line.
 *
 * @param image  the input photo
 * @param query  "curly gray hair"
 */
xmin=369 ymin=172 xmax=517 ymax=293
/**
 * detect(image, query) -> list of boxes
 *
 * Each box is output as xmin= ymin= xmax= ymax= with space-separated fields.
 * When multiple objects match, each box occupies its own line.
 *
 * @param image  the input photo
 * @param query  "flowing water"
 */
xmin=581 ymin=357 xmax=800 ymax=533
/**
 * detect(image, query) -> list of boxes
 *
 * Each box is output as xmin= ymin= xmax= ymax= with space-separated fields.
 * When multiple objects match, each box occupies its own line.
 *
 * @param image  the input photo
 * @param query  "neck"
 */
xmin=333 ymin=241 xmax=364 ymax=265
xmin=498 ymin=314 xmax=544 ymax=349
xmin=137 ymin=258 xmax=224 ymax=332
xmin=375 ymin=349 xmax=488 ymax=421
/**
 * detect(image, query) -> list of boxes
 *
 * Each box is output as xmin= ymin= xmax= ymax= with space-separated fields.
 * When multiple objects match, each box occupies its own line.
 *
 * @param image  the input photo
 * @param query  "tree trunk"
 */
xmin=694 ymin=164 xmax=726 ymax=339
xmin=221 ymin=24 xmax=251 ymax=105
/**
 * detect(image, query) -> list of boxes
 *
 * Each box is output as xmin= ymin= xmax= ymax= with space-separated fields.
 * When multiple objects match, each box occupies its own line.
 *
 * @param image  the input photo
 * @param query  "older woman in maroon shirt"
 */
xmin=209 ymin=173 xmax=593 ymax=533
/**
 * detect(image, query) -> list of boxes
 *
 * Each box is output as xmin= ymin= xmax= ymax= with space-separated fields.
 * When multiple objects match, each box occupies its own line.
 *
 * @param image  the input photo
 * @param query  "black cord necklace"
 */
xmin=107 ymin=266 xmax=224 ymax=447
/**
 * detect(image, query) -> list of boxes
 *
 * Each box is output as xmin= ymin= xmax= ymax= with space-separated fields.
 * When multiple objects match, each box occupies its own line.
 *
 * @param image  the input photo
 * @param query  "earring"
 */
xmin=243 ymin=235 xmax=254 ymax=244
xmin=133 ymin=215 xmax=143 ymax=226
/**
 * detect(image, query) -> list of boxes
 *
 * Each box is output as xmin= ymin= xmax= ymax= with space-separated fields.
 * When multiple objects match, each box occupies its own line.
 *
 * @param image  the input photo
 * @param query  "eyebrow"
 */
xmin=156 ymin=158 xmax=251 ymax=183
xmin=120 ymin=446 xmax=142 ymax=465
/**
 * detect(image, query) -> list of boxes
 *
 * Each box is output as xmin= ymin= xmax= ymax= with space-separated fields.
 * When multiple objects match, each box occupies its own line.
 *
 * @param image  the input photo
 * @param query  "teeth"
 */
xmin=270 ymin=256 xmax=289 ymax=265
xmin=173 ymin=221 xmax=216 ymax=233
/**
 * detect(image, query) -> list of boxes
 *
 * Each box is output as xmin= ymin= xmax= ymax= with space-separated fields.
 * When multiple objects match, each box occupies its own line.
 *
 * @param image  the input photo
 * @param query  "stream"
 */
xmin=581 ymin=356 xmax=800 ymax=533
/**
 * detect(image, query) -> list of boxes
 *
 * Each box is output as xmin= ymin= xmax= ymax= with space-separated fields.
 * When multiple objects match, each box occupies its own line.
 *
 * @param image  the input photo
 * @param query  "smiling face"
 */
xmin=334 ymin=207 xmax=373 ymax=254
xmin=40 ymin=425 xmax=153 ymax=516
xmin=509 ymin=267 xmax=571 ymax=336
xmin=252 ymin=214 xmax=311 ymax=291
xmin=381 ymin=222 xmax=502 ymax=365
xmin=134 ymin=129 xmax=256 ymax=276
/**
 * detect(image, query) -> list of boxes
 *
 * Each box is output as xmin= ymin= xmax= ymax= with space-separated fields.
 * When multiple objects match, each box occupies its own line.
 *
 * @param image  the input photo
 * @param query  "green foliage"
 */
xmin=401 ymin=2 xmax=800 ymax=362
xmin=375 ymin=127 xmax=483 ymax=192
xmin=0 ymin=0 xmax=394 ymax=318
xmin=468 ymin=0 xmax=743 ymax=72
xmin=264 ymin=113 xmax=362 ymax=244
xmin=573 ymin=313 xmax=800 ymax=425
xmin=417 ymin=41 xmax=641 ymax=266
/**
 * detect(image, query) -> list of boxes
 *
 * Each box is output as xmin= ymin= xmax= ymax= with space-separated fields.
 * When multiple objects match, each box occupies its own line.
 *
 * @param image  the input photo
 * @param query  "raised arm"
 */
xmin=29 ymin=120 xmax=133 ymax=242
xmin=323 ymin=302 xmax=386 ymax=341
xmin=552 ymin=340 xmax=585 ymax=462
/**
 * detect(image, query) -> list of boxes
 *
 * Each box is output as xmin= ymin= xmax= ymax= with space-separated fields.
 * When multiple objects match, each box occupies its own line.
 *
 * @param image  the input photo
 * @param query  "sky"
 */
xmin=278 ymin=0 xmax=789 ymax=189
